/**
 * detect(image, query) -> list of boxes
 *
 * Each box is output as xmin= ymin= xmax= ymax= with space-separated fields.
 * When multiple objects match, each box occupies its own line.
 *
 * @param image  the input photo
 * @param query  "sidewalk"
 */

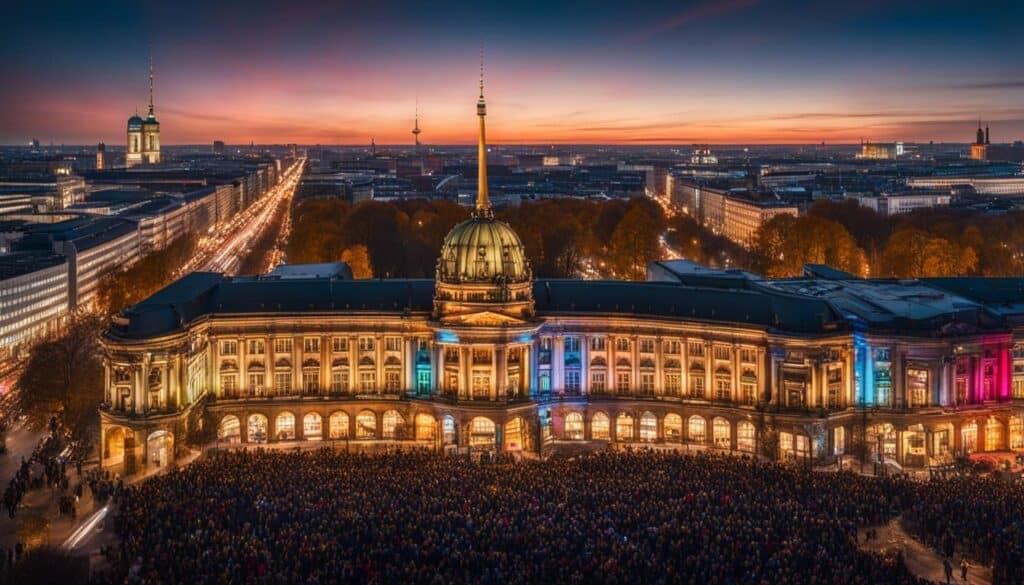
xmin=857 ymin=517 xmax=992 ymax=585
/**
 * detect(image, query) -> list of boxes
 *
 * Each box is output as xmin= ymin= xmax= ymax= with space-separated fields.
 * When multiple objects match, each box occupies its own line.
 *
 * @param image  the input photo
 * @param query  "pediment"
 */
xmin=441 ymin=310 xmax=526 ymax=326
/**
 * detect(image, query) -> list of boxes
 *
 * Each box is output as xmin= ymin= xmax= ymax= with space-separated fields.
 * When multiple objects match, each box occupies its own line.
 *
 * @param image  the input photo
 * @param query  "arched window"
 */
xmin=415 ymin=413 xmax=436 ymax=441
xmin=506 ymin=417 xmax=525 ymax=450
xmin=442 ymin=415 xmax=457 ymax=445
xmin=688 ymin=415 xmax=706 ymax=443
xmin=383 ymin=410 xmax=405 ymax=439
xmin=303 ymin=413 xmax=323 ymax=440
xmin=961 ymin=421 xmax=978 ymax=454
xmin=591 ymin=412 xmax=611 ymax=440
xmin=737 ymin=421 xmax=756 ymax=453
xmin=218 ymin=415 xmax=240 ymax=442
xmin=356 ymin=410 xmax=377 ymax=439
xmin=248 ymin=414 xmax=268 ymax=443
xmin=275 ymin=412 xmax=295 ymax=440
xmin=985 ymin=418 xmax=1004 ymax=451
xmin=664 ymin=413 xmax=682 ymax=442
xmin=469 ymin=417 xmax=496 ymax=447
xmin=565 ymin=412 xmax=584 ymax=440
xmin=616 ymin=413 xmax=634 ymax=441
xmin=1010 ymin=416 xmax=1024 ymax=450
xmin=639 ymin=412 xmax=657 ymax=442
xmin=328 ymin=412 xmax=349 ymax=439
xmin=713 ymin=417 xmax=731 ymax=449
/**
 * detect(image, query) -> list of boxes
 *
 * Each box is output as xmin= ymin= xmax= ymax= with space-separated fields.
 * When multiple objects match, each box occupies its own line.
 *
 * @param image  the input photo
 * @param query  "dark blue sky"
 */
xmin=2 ymin=0 xmax=1023 ymax=144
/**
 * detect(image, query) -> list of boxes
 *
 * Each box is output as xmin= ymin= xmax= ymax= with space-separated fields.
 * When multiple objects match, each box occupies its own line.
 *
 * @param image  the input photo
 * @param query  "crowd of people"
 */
xmin=903 ymin=475 xmax=1024 ymax=584
xmin=2 ymin=419 xmax=69 ymax=520
xmin=96 ymin=450 xmax=938 ymax=585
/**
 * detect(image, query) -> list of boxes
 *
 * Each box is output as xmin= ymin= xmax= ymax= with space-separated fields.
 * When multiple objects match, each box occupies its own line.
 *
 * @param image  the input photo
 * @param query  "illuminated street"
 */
xmin=178 ymin=157 xmax=305 ymax=276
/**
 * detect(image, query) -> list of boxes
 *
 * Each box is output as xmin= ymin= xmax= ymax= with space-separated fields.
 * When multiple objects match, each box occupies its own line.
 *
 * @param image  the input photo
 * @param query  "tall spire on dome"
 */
xmin=475 ymin=47 xmax=491 ymax=217
xmin=147 ymin=55 xmax=155 ymax=118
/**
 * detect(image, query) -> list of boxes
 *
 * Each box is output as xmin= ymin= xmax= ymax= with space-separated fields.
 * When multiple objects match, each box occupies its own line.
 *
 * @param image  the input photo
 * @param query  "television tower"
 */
xmin=412 ymin=99 xmax=422 ymax=147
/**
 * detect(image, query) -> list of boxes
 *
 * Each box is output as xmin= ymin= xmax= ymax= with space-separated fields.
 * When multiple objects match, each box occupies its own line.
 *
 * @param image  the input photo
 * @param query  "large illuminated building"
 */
xmin=98 ymin=77 xmax=1024 ymax=475
xmin=125 ymin=60 xmax=161 ymax=168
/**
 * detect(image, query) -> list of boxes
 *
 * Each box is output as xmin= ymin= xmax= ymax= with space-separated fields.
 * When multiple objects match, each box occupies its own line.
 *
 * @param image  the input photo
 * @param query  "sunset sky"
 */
xmin=2 ymin=0 xmax=1023 ymax=145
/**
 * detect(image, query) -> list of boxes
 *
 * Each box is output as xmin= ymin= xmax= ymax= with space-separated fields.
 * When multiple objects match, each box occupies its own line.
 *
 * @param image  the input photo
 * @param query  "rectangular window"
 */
xmin=417 ymin=370 xmax=431 ymax=392
xmin=639 ymin=338 xmax=655 ymax=353
xmin=472 ymin=373 xmax=490 ymax=398
xmin=472 ymin=348 xmax=492 ymax=365
xmin=565 ymin=369 xmax=581 ymax=392
xmin=304 ymin=337 xmax=321 ymax=353
xmin=741 ymin=382 xmax=756 ymax=404
xmin=248 ymin=373 xmax=265 ymax=395
xmin=640 ymin=372 xmax=655 ymax=393
xmin=248 ymin=339 xmax=265 ymax=355
xmin=385 ymin=371 xmax=401 ymax=392
xmin=220 ymin=340 xmax=238 ymax=355
xmin=665 ymin=373 xmax=681 ymax=395
xmin=1014 ymin=378 xmax=1024 ymax=399
xmin=590 ymin=336 xmax=606 ymax=351
xmin=688 ymin=342 xmax=704 ymax=357
xmin=274 ymin=372 xmax=291 ymax=394
xmin=691 ymin=376 xmax=705 ymax=398
xmin=274 ymin=338 xmax=292 ymax=354
xmin=331 ymin=371 xmax=348 ymax=393
xmin=332 ymin=337 xmax=348 ymax=353
xmin=359 ymin=371 xmax=375 ymax=392
xmin=664 ymin=340 xmax=680 ymax=355
xmin=564 ymin=336 xmax=580 ymax=353
xmin=303 ymin=372 xmax=319 ymax=393
xmin=740 ymin=349 xmax=756 ymax=363
xmin=715 ymin=378 xmax=731 ymax=401
xmin=359 ymin=337 xmax=375 ymax=352
xmin=540 ymin=337 xmax=552 ymax=351
xmin=714 ymin=346 xmax=731 ymax=361
xmin=221 ymin=375 xmax=237 ymax=395
xmin=591 ymin=371 xmax=606 ymax=393
xmin=385 ymin=336 xmax=401 ymax=352
xmin=615 ymin=338 xmax=630 ymax=352
xmin=616 ymin=372 xmax=631 ymax=393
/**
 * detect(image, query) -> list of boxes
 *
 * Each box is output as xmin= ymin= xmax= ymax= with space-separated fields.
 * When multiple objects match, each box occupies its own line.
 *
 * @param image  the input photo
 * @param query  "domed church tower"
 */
xmin=434 ymin=66 xmax=534 ymax=324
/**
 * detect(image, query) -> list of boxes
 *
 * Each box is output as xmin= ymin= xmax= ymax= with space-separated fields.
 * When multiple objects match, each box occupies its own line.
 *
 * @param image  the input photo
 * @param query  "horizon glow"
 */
xmin=3 ymin=0 xmax=1023 ymax=146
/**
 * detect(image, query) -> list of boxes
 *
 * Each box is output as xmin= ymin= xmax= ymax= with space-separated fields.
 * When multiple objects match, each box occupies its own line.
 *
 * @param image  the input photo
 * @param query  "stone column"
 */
xmin=436 ymin=345 xmax=446 ymax=395
xmin=655 ymin=336 xmax=664 ymax=396
xmin=704 ymin=340 xmax=713 ymax=400
xmin=461 ymin=347 xmax=471 ymax=399
xmin=495 ymin=344 xmax=507 ymax=400
xmin=553 ymin=336 xmax=564 ymax=393
xmin=580 ymin=335 xmax=590 ymax=395
xmin=681 ymin=337 xmax=690 ymax=397
xmin=375 ymin=334 xmax=384 ymax=394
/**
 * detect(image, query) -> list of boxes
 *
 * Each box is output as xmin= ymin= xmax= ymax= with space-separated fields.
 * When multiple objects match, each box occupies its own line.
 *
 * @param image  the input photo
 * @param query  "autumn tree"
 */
xmin=341 ymin=245 xmax=373 ymax=278
xmin=881 ymin=226 xmax=977 ymax=277
xmin=752 ymin=214 xmax=867 ymax=278
xmin=609 ymin=202 xmax=666 ymax=280
xmin=15 ymin=311 xmax=105 ymax=454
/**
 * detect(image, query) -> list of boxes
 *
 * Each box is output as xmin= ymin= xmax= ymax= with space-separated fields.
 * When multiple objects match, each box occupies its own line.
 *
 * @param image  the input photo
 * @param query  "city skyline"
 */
xmin=3 ymin=0 xmax=1024 ymax=145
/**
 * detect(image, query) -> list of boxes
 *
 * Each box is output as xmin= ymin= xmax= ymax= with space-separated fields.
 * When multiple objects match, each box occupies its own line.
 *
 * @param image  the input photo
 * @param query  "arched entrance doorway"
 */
xmin=506 ymin=417 xmax=525 ymax=450
xmin=218 ymin=415 xmax=241 ymax=443
xmin=469 ymin=417 xmax=496 ymax=449
xmin=104 ymin=426 xmax=127 ymax=464
xmin=147 ymin=430 xmax=174 ymax=468
xmin=303 ymin=413 xmax=323 ymax=441
xmin=442 ymin=415 xmax=457 ymax=445
xmin=415 ymin=413 xmax=436 ymax=441
xmin=248 ymin=414 xmax=269 ymax=443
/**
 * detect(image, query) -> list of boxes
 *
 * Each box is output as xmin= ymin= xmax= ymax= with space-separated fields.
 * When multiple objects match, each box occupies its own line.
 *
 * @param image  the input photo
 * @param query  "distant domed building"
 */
xmin=125 ymin=59 xmax=160 ymax=168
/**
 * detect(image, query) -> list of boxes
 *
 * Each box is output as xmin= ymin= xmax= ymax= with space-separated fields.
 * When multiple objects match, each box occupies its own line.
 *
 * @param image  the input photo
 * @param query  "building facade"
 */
xmin=98 ymin=88 xmax=1024 ymax=476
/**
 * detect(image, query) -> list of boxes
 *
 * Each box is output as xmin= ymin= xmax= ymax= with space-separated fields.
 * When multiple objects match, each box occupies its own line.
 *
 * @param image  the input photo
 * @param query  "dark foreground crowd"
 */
xmin=903 ymin=474 xmax=1024 ymax=584
xmin=93 ymin=450 xmax=948 ymax=585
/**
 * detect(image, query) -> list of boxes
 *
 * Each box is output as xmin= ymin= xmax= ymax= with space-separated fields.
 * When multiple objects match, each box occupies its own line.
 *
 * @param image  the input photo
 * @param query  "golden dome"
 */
xmin=437 ymin=215 xmax=530 ymax=284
